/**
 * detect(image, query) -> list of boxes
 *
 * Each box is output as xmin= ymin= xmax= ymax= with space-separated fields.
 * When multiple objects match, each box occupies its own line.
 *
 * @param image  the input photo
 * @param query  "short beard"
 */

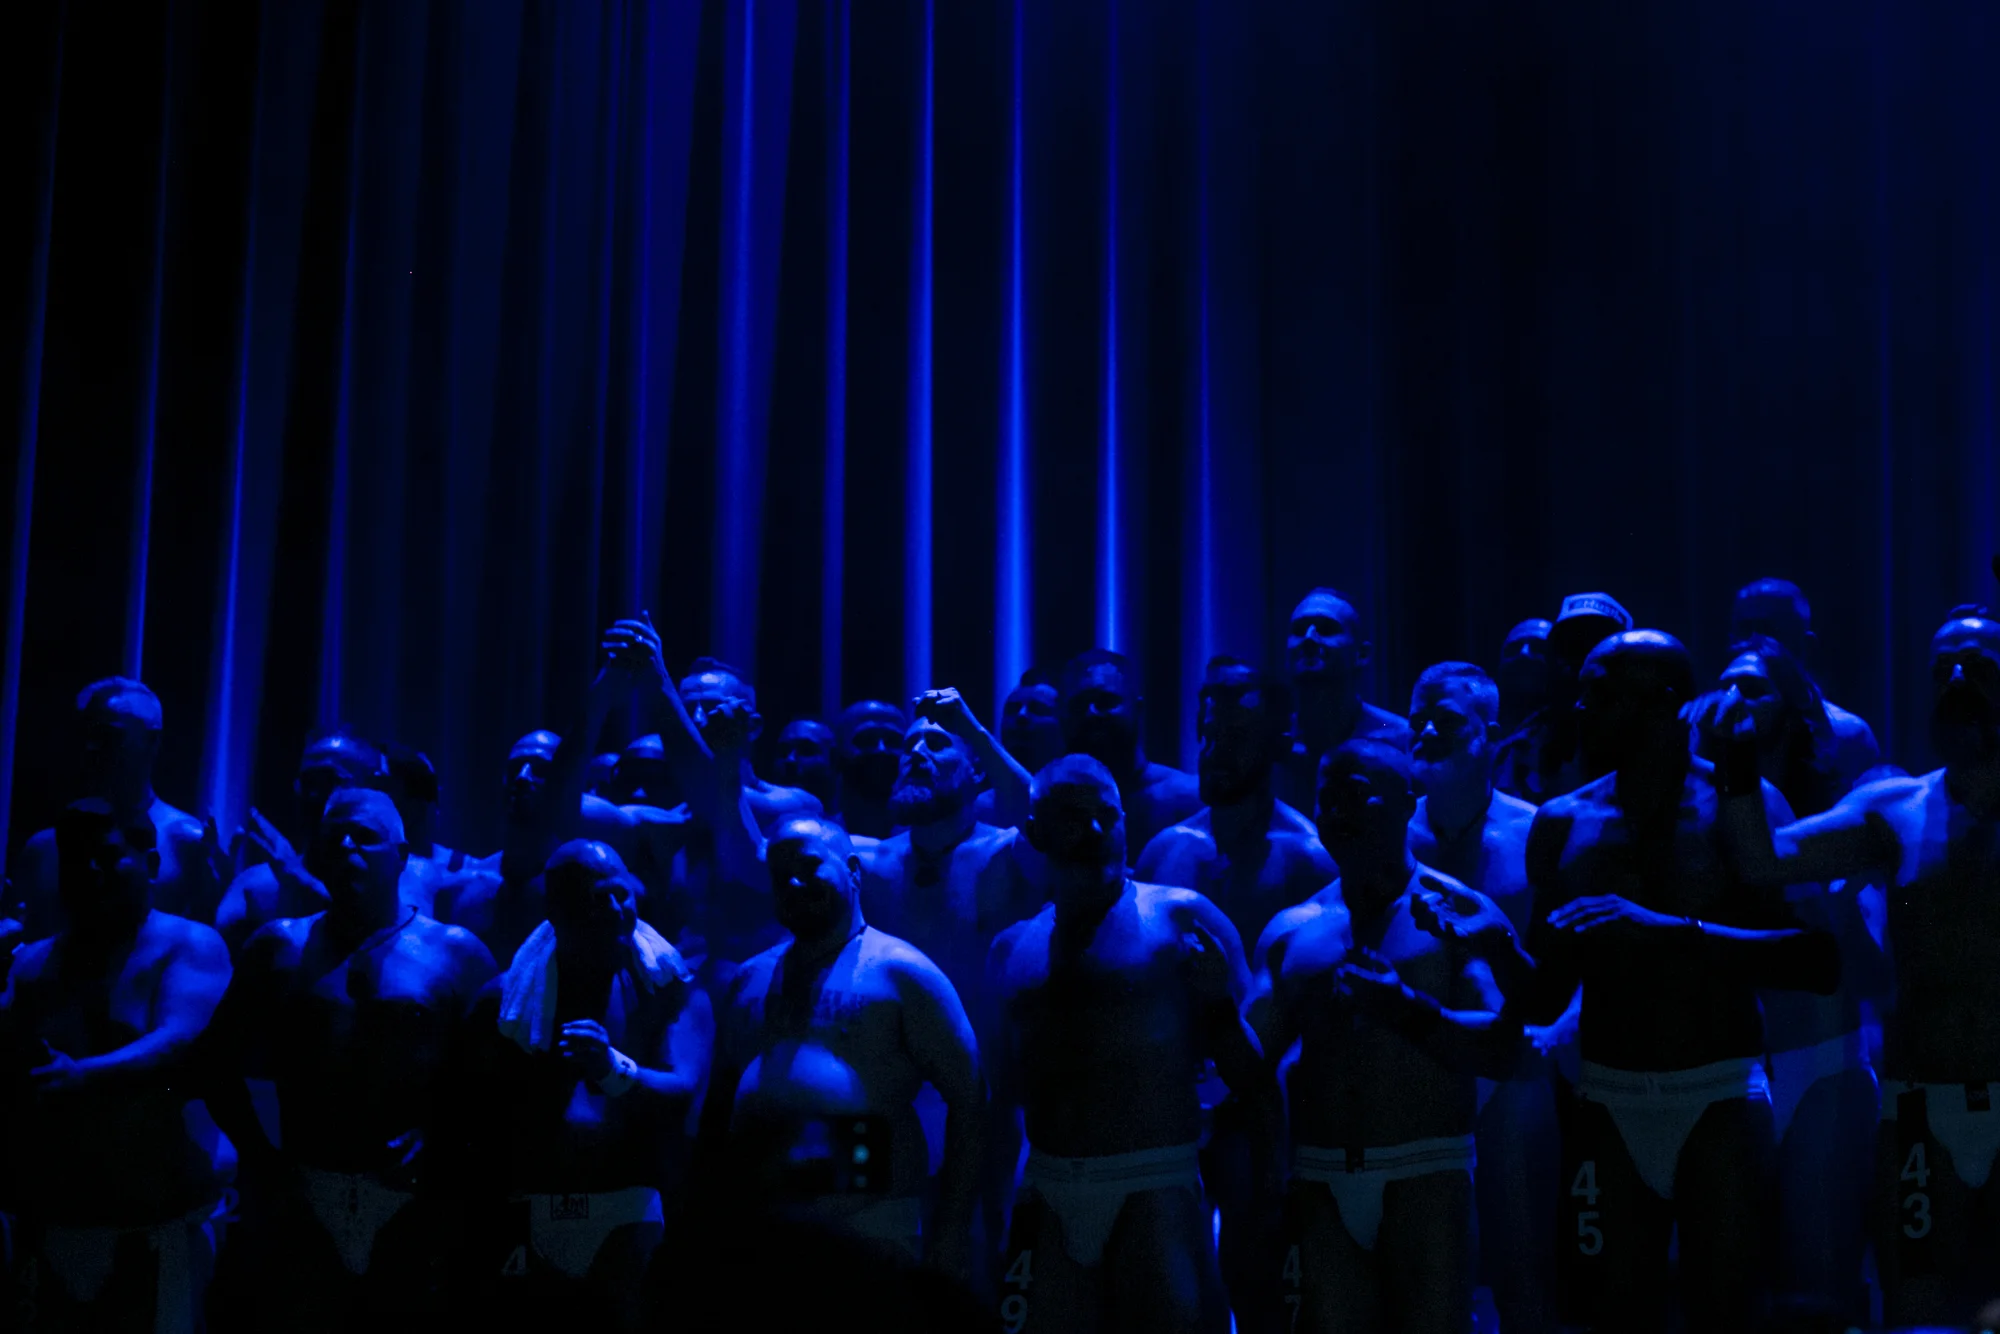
xmin=1198 ymin=761 xmax=1264 ymax=809
xmin=889 ymin=774 xmax=972 ymax=828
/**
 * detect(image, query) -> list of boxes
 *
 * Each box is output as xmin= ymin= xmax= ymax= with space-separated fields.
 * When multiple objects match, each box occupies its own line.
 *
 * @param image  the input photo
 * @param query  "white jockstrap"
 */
xmin=521 ymin=1186 xmax=664 ymax=1277
xmin=1292 ymin=1135 xmax=1476 ymax=1252
xmin=1766 ymin=1030 xmax=1871 ymax=1143
xmin=1880 ymin=1079 xmax=2000 ymax=1189
xmin=1577 ymin=1057 xmax=1770 ymax=1200
xmin=1022 ymin=1142 xmax=1203 ymax=1268
xmin=39 ymin=1201 xmax=219 ymax=1334
xmin=298 ymin=1167 xmax=414 ymax=1275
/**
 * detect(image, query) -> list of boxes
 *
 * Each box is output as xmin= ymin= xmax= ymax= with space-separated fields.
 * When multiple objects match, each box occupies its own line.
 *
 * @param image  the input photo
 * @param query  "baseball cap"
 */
xmin=1549 ymin=592 xmax=1633 ymax=662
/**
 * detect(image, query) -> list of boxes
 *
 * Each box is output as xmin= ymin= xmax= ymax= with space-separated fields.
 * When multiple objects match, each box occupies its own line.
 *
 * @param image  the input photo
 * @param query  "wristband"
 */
xmin=598 ymin=1048 xmax=640 ymax=1097
xmin=1714 ymin=736 xmax=1760 ymax=800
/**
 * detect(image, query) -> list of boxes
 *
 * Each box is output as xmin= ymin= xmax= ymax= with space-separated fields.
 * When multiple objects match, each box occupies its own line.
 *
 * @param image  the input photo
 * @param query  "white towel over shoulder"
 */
xmin=497 ymin=919 xmax=690 ymax=1054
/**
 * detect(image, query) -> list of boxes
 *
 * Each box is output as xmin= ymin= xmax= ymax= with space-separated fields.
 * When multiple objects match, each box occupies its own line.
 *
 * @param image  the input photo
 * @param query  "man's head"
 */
xmin=612 ymin=734 xmax=677 ymax=809
xmin=771 ymin=718 xmax=837 ymax=807
xmin=1928 ymin=613 xmax=2000 ymax=769
xmin=1575 ymin=630 xmax=1697 ymax=780
xmin=309 ymin=787 xmax=408 ymax=915
xmin=75 ymin=677 xmax=164 ymax=801
xmin=54 ymin=798 xmax=158 ymax=938
xmin=1314 ymin=739 xmax=1417 ymax=876
xmin=680 ymin=658 xmax=762 ymax=749
xmin=765 ymin=816 xmax=861 ymax=944
xmin=1285 ymin=588 xmax=1369 ymax=693
xmin=1001 ymin=669 xmax=1064 ymax=774
xmin=888 ymin=715 xmax=983 ymax=828
xmin=503 ymin=730 xmax=562 ymax=826
xmin=545 ymin=839 xmax=641 ymax=974
xmin=1058 ymin=650 xmax=1145 ymax=775
xmin=1731 ymin=578 xmax=1813 ymax=660
xmin=1025 ymin=754 xmax=1127 ymax=897
xmin=296 ymin=729 xmax=387 ymax=837
xmin=835 ymin=701 xmax=908 ymax=805
xmin=1195 ymin=657 xmax=1291 ymax=807
xmin=585 ymin=751 xmax=620 ymax=798
xmin=1409 ymin=663 xmax=1501 ymax=796
xmin=1548 ymin=592 xmax=1634 ymax=672
xmin=385 ymin=745 xmax=440 ymax=849
xmin=1717 ymin=636 xmax=1819 ymax=749
xmin=1495 ymin=619 xmax=1558 ymax=727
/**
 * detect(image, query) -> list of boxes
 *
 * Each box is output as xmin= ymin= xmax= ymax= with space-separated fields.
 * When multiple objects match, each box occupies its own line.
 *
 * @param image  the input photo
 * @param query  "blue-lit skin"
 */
xmin=2 ymin=802 xmax=232 ymax=1326
xmin=702 ymin=815 xmax=984 ymax=1282
xmin=1252 ymin=740 xmax=1512 ymax=1334
xmin=202 ymin=789 xmax=496 ymax=1317
xmin=1529 ymin=631 xmax=1839 ymax=1332
xmin=1718 ymin=614 xmax=2000 ymax=1324
xmin=678 ymin=663 xmax=823 ymax=834
xmin=458 ymin=839 xmax=709 ymax=1325
xmin=986 ymin=755 xmax=1267 ymax=1333
xmin=1494 ymin=617 xmax=1557 ymax=738
xmin=771 ymin=716 xmax=838 ymax=811
xmin=1273 ymin=589 xmax=1412 ymax=817
xmin=13 ymin=678 xmax=217 ymax=942
xmin=833 ymin=699 xmax=909 ymax=838
xmin=1056 ymin=650 xmax=1202 ymax=861
xmin=972 ymin=672 xmax=1062 ymax=831
xmin=1404 ymin=663 xmax=1562 ymax=1334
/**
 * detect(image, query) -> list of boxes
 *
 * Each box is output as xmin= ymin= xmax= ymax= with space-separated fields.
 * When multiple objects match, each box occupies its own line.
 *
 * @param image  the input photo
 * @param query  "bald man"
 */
xmin=834 ymin=700 xmax=910 ymax=839
xmin=986 ymin=755 xmax=1275 ymax=1334
xmin=1 ymin=800 xmax=233 ymax=1330
xmin=699 ymin=815 xmax=984 ymax=1279
xmin=451 ymin=841 xmax=710 ymax=1329
xmin=206 ymin=788 xmax=497 ymax=1329
xmin=1272 ymin=589 xmax=1412 ymax=816
xmin=1055 ymin=650 xmax=1204 ymax=863
xmin=1717 ymin=611 xmax=2000 ymax=1324
xmin=976 ymin=670 xmax=1067 ymax=832
xmin=1518 ymin=631 xmax=1839 ymax=1333
xmin=1495 ymin=620 xmax=1559 ymax=738
xmin=771 ymin=718 xmax=838 ymax=812
xmin=14 ymin=678 xmax=221 ymax=941
xmin=1494 ymin=593 xmax=1633 ymax=805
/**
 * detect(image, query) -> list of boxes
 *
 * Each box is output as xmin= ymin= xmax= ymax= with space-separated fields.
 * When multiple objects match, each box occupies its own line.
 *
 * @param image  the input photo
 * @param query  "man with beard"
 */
xmin=986 ymin=755 xmax=1275 ymax=1334
xmin=1 ymin=800 xmax=233 ymax=1330
xmin=700 ymin=816 xmax=984 ymax=1277
xmin=1716 ymin=611 xmax=2000 ymax=1325
xmin=977 ymin=671 xmax=1065 ymax=831
xmin=1272 ymin=589 xmax=1412 ymax=816
xmin=1404 ymin=662 xmax=1563 ymax=1334
xmin=1516 ymin=630 xmax=1839 ymax=1334
xmin=205 ymin=788 xmax=497 ymax=1331
xmin=1056 ymin=650 xmax=1203 ymax=863
xmin=1496 ymin=620 xmax=1559 ymax=738
xmin=1495 ymin=593 xmax=1633 ymax=805
xmin=449 ymin=841 xmax=710 ymax=1331
xmin=217 ymin=729 xmax=431 ymax=951
xmin=834 ymin=700 xmax=910 ymax=839
xmin=1135 ymin=656 xmax=1333 ymax=1334
xmin=771 ymin=718 xmax=839 ymax=812
xmin=1684 ymin=578 xmax=1883 ymax=789
xmin=14 ymin=677 xmax=221 ymax=939
xmin=1252 ymin=740 xmax=1521 ymax=1334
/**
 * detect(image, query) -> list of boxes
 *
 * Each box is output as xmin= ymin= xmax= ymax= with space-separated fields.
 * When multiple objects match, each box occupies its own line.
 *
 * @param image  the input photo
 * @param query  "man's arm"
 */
xmin=37 ymin=924 xmax=233 ymax=1093
xmin=1522 ymin=810 xmax=1581 ymax=1027
xmin=1712 ymin=702 xmax=1900 ymax=888
xmin=917 ymin=689 xmax=1033 ymax=830
xmin=1338 ymin=946 xmax=1521 ymax=1081
xmin=604 ymin=614 xmax=725 ymax=827
xmin=893 ymin=953 xmax=985 ymax=1279
xmin=1134 ymin=829 xmax=1198 ymax=888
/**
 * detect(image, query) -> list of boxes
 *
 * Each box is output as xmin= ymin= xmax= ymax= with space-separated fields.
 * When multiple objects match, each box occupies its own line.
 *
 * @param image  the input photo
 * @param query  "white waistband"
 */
xmin=1879 ymin=1079 xmax=2000 ymax=1117
xmin=1293 ymin=1135 xmax=1476 ymax=1177
xmin=1578 ymin=1056 xmax=1769 ymax=1104
xmin=1024 ymin=1142 xmax=1202 ymax=1186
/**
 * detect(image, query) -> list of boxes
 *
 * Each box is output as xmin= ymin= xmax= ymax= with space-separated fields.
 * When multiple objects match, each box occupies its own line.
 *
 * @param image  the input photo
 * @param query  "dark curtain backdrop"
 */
xmin=2 ymin=0 xmax=1996 ymax=859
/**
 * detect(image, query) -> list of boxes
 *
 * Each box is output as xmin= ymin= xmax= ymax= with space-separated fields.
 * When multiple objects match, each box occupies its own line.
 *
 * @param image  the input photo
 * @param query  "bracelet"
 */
xmin=598 ymin=1049 xmax=640 ymax=1097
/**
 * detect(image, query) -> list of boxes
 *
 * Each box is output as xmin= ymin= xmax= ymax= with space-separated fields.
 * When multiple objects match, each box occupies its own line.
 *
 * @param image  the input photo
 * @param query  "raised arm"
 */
xmin=603 ymin=614 xmax=724 ymax=826
xmin=916 ymin=688 xmax=1033 ymax=831
xmin=893 ymin=953 xmax=986 ymax=1281
xmin=1712 ymin=697 xmax=1899 ymax=888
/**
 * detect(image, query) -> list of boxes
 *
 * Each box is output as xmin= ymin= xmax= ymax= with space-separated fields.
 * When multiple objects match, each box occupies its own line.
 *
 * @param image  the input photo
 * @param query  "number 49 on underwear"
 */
xmin=1001 ymin=1251 xmax=1032 ymax=1333
xmin=1571 ymin=1161 xmax=1603 ymax=1256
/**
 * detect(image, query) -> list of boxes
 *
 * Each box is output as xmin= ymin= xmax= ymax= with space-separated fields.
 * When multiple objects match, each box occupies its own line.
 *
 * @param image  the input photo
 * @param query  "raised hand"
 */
xmin=1335 ymin=946 xmax=1410 ymax=1021
xmin=245 ymin=809 xmax=302 ymax=874
xmin=913 ymin=687 xmax=980 ymax=740
xmin=1411 ymin=873 xmax=1514 ymax=957
xmin=704 ymin=697 xmax=756 ymax=757
xmin=1545 ymin=894 xmax=1684 ymax=941
xmin=602 ymin=611 xmax=669 ymax=686
xmin=558 ymin=1018 xmax=615 ymax=1082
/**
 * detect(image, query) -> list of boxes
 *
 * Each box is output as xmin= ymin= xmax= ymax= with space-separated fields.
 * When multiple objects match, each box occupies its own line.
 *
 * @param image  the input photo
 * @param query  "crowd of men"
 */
xmin=2 ymin=576 xmax=1998 ymax=1333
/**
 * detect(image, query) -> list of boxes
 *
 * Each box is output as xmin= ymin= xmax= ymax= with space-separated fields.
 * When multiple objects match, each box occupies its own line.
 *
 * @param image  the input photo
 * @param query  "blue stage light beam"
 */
xmin=822 ymin=0 xmax=850 ymax=721
xmin=905 ymin=0 xmax=935 ymax=703
xmin=1097 ymin=0 xmax=1121 ymax=653
xmin=995 ymin=0 xmax=1029 ymax=727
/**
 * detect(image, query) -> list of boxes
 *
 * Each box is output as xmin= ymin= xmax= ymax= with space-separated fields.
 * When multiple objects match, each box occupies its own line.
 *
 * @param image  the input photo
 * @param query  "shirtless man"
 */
xmin=986 ymin=755 xmax=1275 ymax=1334
xmin=437 ymin=732 xmax=572 ymax=969
xmin=1684 ymin=578 xmax=1883 ymax=789
xmin=1495 ymin=619 xmax=1558 ymax=738
xmin=1517 ymin=630 xmax=1839 ymax=1333
xmin=976 ymin=670 xmax=1066 ymax=830
xmin=217 ymin=730 xmax=433 ymax=951
xmin=1056 ymin=650 xmax=1203 ymax=862
xmin=384 ymin=746 xmax=471 ymax=918
xmin=0 ymin=800 xmax=232 ymax=1330
xmin=771 ymin=718 xmax=839 ymax=812
xmin=206 ymin=788 xmax=497 ymax=1330
xmin=452 ymin=841 xmax=710 ymax=1329
xmin=1273 ymin=589 xmax=1412 ymax=815
xmin=835 ymin=700 xmax=910 ymax=838
xmin=1403 ymin=662 xmax=1561 ymax=1334
xmin=1494 ymin=592 xmax=1633 ymax=805
xmin=677 ymin=657 xmax=824 ymax=832
xmin=1136 ymin=656 xmax=1334 ymax=1333
xmin=1715 ymin=610 xmax=2000 ymax=1323
xmin=700 ymin=816 xmax=984 ymax=1279
xmin=14 ymin=677 xmax=220 ymax=939
xmin=1252 ymin=740 xmax=1520 ymax=1334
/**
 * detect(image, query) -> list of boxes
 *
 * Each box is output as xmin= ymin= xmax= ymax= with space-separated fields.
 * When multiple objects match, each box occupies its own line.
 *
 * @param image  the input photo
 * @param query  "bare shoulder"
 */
xmin=1360 ymin=704 xmax=1414 ymax=748
xmin=1256 ymin=895 xmax=1329 ymax=958
xmin=987 ymin=904 xmax=1052 ymax=972
xmin=154 ymin=803 xmax=205 ymax=845
xmin=867 ymin=928 xmax=957 ymax=998
xmin=245 ymin=914 xmax=314 ymax=968
xmin=752 ymin=783 xmax=824 ymax=823
xmin=1145 ymin=762 xmax=1202 ymax=805
xmin=9 ymin=936 xmax=56 ymax=986
xmin=145 ymin=911 xmax=229 ymax=962
xmin=1137 ymin=822 xmax=1215 ymax=873
xmin=1540 ymin=774 xmax=1612 ymax=823
xmin=1489 ymin=790 xmax=1538 ymax=831
xmin=418 ymin=917 xmax=499 ymax=973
